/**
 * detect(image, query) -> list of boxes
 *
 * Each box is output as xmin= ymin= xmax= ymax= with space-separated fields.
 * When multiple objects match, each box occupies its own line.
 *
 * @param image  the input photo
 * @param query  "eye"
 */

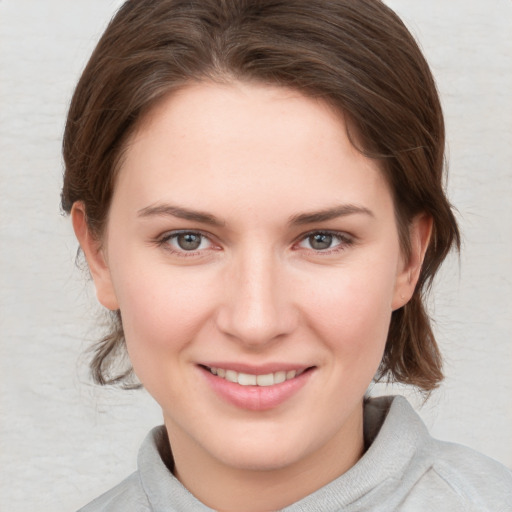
xmin=297 ymin=231 xmax=352 ymax=252
xmin=305 ymin=233 xmax=336 ymax=251
xmin=161 ymin=231 xmax=213 ymax=252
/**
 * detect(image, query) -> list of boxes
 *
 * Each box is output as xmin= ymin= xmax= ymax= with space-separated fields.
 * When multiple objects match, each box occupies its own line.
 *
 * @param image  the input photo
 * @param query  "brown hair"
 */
xmin=62 ymin=0 xmax=460 ymax=391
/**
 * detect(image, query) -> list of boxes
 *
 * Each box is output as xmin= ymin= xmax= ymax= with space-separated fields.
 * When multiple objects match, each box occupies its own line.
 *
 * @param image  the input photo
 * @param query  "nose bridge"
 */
xmin=217 ymin=243 xmax=296 ymax=346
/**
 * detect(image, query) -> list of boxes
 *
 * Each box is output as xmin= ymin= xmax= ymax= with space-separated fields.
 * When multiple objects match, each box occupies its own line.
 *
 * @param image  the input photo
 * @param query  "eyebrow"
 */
xmin=288 ymin=204 xmax=374 ymax=225
xmin=137 ymin=204 xmax=225 ymax=227
xmin=137 ymin=202 xmax=373 ymax=227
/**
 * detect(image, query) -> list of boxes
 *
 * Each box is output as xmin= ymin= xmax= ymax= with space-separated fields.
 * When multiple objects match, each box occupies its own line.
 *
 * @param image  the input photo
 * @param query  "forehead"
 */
xmin=114 ymin=81 xmax=392 ymax=222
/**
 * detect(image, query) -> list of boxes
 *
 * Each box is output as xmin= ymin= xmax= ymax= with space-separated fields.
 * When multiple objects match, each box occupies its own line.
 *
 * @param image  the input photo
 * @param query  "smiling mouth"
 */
xmin=201 ymin=366 xmax=312 ymax=387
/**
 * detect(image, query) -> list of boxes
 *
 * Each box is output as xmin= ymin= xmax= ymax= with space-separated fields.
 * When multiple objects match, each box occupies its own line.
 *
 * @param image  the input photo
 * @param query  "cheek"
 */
xmin=301 ymin=256 xmax=397 ymax=364
xmin=111 ymin=263 xmax=218 ymax=374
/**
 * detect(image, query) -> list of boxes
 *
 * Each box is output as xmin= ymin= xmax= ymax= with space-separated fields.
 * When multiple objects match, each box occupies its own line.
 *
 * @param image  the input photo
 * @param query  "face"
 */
xmin=76 ymin=81 xmax=426 ymax=484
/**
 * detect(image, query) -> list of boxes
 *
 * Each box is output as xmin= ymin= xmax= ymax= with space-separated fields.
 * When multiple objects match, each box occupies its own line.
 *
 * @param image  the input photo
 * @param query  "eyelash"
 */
xmin=295 ymin=230 xmax=354 ymax=254
xmin=156 ymin=230 xmax=217 ymax=257
xmin=155 ymin=229 xmax=354 ymax=257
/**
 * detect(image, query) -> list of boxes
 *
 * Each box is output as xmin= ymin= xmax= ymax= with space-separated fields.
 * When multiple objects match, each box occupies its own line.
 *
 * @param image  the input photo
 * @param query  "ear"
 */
xmin=71 ymin=202 xmax=119 ymax=311
xmin=392 ymin=214 xmax=433 ymax=311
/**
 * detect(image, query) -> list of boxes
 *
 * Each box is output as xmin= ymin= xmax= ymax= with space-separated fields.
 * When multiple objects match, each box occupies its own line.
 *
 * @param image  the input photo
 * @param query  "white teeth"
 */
xmin=256 ymin=373 xmax=274 ymax=386
xmin=274 ymin=371 xmax=286 ymax=384
xmin=238 ymin=373 xmax=257 ymax=385
xmin=208 ymin=367 xmax=304 ymax=386
xmin=225 ymin=370 xmax=238 ymax=383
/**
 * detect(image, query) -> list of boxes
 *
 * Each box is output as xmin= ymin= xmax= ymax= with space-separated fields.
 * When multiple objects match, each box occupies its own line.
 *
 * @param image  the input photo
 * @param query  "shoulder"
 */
xmin=76 ymin=426 xmax=210 ymax=512
xmin=401 ymin=428 xmax=512 ymax=511
xmin=370 ymin=396 xmax=512 ymax=511
xmin=429 ymin=440 xmax=512 ymax=509
xmin=77 ymin=471 xmax=151 ymax=512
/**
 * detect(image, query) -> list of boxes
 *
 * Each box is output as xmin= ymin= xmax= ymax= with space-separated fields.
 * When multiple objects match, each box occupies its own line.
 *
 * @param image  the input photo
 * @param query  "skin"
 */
xmin=73 ymin=81 xmax=431 ymax=511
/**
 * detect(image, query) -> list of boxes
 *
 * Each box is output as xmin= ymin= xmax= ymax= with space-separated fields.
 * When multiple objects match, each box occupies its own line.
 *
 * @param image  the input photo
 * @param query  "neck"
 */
xmin=165 ymin=405 xmax=365 ymax=512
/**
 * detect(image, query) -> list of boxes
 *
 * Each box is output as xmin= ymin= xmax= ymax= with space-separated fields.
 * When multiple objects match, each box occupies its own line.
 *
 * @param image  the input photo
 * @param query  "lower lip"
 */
xmin=200 ymin=367 xmax=313 ymax=411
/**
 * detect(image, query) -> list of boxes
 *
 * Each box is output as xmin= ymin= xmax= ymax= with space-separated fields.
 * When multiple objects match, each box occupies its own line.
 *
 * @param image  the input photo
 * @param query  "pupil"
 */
xmin=177 ymin=233 xmax=201 ymax=250
xmin=310 ymin=233 xmax=332 ymax=250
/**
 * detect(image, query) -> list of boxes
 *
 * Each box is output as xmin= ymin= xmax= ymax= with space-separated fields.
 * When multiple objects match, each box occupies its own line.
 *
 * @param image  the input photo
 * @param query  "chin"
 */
xmin=216 ymin=444 xmax=305 ymax=472
xmin=206 ymin=424 xmax=325 ymax=472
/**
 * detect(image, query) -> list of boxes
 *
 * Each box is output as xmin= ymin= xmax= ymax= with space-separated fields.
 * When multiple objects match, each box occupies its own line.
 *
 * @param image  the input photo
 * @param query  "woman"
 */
xmin=62 ymin=0 xmax=512 ymax=510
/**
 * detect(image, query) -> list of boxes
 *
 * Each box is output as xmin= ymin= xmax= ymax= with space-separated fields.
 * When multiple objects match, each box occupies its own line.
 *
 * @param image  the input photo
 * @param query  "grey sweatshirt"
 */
xmin=78 ymin=396 xmax=512 ymax=511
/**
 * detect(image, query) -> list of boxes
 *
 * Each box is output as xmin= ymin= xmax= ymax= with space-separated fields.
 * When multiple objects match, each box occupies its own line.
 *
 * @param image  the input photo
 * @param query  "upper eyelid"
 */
xmin=300 ymin=229 xmax=350 ymax=236
xmin=159 ymin=229 xmax=214 ymax=241
xmin=294 ymin=229 xmax=353 ymax=242
xmin=158 ymin=228 xmax=350 ymax=238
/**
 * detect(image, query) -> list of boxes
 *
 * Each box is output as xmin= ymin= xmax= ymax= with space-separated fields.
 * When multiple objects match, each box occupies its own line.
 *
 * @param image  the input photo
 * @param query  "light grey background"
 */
xmin=0 ymin=1 xmax=511 ymax=510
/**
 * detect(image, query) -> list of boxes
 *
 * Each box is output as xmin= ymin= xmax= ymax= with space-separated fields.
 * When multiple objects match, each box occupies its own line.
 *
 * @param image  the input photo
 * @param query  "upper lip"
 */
xmin=199 ymin=362 xmax=313 ymax=375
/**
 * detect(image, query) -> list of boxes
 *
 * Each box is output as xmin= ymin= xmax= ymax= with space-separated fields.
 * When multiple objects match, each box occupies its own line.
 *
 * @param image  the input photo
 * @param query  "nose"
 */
xmin=216 ymin=247 xmax=298 ymax=348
